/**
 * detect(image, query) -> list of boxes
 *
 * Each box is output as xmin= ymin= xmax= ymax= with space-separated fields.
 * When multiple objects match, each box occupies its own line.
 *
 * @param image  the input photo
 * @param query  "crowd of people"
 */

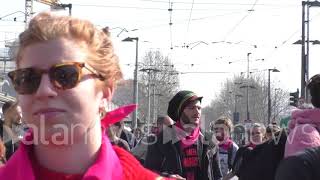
xmin=0 ymin=11 xmax=320 ymax=180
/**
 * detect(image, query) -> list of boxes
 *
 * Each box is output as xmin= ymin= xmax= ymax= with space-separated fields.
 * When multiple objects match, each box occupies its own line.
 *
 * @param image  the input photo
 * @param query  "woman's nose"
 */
xmin=34 ymin=74 xmax=58 ymax=99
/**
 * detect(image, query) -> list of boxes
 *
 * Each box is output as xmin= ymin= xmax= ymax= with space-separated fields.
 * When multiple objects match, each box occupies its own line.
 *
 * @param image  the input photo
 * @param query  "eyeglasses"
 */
xmin=8 ymin=62 xmax=105 ymax=95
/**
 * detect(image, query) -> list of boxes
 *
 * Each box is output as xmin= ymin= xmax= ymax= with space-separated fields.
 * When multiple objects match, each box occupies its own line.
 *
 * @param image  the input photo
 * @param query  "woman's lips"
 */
xmin=33 ymin=108 xmax=65 ymax=120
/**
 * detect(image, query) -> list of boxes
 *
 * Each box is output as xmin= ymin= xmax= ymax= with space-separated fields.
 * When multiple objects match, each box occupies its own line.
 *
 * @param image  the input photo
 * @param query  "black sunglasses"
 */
xmin=8 ymin=62 xmax=105 ymax=95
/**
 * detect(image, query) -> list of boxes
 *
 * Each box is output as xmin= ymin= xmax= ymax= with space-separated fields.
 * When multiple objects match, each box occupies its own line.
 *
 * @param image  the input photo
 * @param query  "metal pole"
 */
xmin=132 ymin=39 xmax=139 ymax=129
xmin=246 ymin=53 xmax=251 ymax=121
xmin=234 ymin=95 xmax=237 ymax=113
xmin=306 ymin=2 xmax=310 ymax=103
xmin=147 ymin=72 xmax=151 ymax=134
xmin=301 ymin=1 xmax=306 ymax=99
xmin=152 ymin=84 xmax=156 ymax=123
xmin=273 ymin=88 xmax=278 ymax=121
xmin=268 ymin=69 xmax=271 ymax=125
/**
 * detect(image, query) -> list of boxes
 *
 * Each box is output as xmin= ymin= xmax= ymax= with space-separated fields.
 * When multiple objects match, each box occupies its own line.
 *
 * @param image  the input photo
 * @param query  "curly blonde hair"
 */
xmin=15 ymin=12 xmax=123 ymax=87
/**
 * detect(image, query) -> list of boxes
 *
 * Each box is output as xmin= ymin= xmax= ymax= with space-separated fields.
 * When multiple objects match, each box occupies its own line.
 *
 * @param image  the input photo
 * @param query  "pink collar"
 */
xmin=0 ymin=135 xmax=123 ymax=180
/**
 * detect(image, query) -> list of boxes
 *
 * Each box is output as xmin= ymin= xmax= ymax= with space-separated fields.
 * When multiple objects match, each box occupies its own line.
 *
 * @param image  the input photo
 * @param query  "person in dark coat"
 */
xmin=145 ymin=90 xmax=222 ymax=180
xmin=231 ymin=128 xmax=287 ymax=180
xmin=275 ymin=74 xmax=320 ymax=180
xmin=1 ymin=101 xmax=23 ymax=160
xmin=113 ymin=121 xmax=137 ymax=149
xmin=275 ymin=146 xmax=320 ymax=180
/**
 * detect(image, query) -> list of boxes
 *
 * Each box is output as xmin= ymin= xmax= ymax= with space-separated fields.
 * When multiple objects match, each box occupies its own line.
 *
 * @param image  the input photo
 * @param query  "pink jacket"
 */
xmin=285 ymin=108 xmax=320 ymax=157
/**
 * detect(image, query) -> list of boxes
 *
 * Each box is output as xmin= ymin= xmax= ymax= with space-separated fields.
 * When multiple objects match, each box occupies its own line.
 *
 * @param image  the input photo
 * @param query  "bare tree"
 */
xmin=138 ymin=50 xmax=179 ymax=124
xmin=203 ymin=73 xmax=290 ymax=127
xmin=112 ymin=80 xmax=134 ymax=106
xmin=113 ymin=50 xmax=179 ymax=125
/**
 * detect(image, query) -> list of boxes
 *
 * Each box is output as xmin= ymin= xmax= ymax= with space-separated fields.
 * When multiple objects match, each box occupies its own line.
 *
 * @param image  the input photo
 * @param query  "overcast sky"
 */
xmin=1 ymin=0 xmax=320 ymax=106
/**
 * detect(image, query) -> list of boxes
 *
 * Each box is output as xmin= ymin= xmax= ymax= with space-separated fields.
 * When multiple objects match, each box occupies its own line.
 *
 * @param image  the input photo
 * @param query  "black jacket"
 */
xmin=232 ymin=129 xmax=287 ymax=180
xmin=120 ymin=129 xmax=136 ymax=149
xmin=275 ymin=146 xmax=320 ymax=180
xmin=144 ymin=129 xmax=222 ymax=180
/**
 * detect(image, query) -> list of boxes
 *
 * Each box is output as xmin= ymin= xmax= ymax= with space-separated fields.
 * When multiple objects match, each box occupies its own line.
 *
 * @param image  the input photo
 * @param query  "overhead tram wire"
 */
xmin=262 ymin=10 xmax=320 ymax=62
xmin=138 ymin=0 xmax=297 ymax=7
xmin=222 ymin=0 xmax=259 ymax=41
xmin=184 ymin=0 xmax=195 ymax=44
xmin=72 ymin=3 xmax=253 ymax=11
xmin=131 ymin=10 xmax=245 ymax=32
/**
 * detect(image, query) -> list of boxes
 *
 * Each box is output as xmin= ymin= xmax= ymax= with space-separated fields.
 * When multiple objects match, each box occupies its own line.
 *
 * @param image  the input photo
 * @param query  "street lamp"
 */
xmin=268 ymin=68 xmax=280 ymax=125
xmin=122 ymin=37 xmax=139 ymax=130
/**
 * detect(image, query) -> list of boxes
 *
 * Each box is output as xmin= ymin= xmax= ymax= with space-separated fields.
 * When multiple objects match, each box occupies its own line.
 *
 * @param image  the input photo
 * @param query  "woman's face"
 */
xmin=14 ymin=106 xmax=23 ymax=125
xmin=18 ymin=38 xmax=112 ymax=144
xmin=250 ymin=127 xmax=264 ymax=145
xmin=5 ymin=105 xmax=22 ymax=125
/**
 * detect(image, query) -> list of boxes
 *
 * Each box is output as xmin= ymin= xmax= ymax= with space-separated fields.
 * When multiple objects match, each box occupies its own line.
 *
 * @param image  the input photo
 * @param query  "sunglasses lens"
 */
xmin=8 ymin=68 xmax=41 ymax=94
xmin=50 ymin=64 xmax=80 ymax=90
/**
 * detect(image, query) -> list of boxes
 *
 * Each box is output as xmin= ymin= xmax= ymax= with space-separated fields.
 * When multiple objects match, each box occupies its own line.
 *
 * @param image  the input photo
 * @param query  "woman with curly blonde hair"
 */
xmin=0 ymin=12 xmax=170 ymax=180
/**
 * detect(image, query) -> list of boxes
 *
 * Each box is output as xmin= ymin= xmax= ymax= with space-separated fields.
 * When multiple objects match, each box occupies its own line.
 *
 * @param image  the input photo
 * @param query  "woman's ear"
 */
xmin=103 ymin=85 xmax=115 ymax=102
xmin=99 ymin=83 xmax=115 ymax=114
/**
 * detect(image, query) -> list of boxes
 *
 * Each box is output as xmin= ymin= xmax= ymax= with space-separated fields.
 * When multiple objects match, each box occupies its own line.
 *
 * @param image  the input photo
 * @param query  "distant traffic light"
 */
xmin=289 ymin=89 xmax=299 ymax=107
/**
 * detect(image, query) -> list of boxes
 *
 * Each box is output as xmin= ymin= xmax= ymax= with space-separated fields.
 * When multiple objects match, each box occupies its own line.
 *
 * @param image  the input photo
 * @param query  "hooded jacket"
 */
xmin=285 ymin=108 xmax=320 ymax=157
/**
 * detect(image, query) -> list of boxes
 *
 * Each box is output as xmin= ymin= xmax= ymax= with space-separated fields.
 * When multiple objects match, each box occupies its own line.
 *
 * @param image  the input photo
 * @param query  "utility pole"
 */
xmin=147 ymin=73 xmax=151 ymax=134
xmin=267 ymin=68 xmax=280 ymax=125
xmin=300 ymin=1 xmax=320 ymax=102
xmin=140 ymin=68 xmax=160 ymax=134
xmin=152 ymin=84 xmax=156 ymax=123
xmin=122 ymin=37 xmax=139 ymax=130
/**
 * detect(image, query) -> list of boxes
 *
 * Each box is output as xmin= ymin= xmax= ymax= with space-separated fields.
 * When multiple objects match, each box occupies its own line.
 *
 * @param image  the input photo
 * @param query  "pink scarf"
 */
xmin=175 ymin=121 xmax=200 ymax=147
xmin=219 ymin=138 xmax=233 ymax=151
